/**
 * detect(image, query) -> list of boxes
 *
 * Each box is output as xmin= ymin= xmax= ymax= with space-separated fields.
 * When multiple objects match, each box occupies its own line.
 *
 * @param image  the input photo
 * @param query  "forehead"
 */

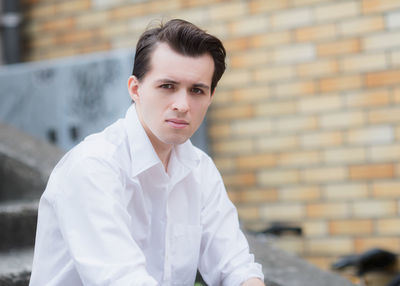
xmin=146 ymin=43 xmax=214 ymax=85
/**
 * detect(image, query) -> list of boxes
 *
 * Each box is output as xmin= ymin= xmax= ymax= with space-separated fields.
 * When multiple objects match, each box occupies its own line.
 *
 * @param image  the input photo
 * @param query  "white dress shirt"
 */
xmin=29 ymin=105 xmax=264 ymax=286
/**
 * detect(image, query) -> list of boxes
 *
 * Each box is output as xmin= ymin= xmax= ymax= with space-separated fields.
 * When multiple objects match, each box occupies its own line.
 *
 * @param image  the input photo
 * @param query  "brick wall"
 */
xmin=20 ymin=0 xmax=400 ymax=271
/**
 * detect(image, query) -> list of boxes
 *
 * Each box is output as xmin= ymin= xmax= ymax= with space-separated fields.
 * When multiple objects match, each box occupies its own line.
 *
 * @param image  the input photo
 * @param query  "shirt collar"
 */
xmin=123 ymin=104 xmax=201 ymax=178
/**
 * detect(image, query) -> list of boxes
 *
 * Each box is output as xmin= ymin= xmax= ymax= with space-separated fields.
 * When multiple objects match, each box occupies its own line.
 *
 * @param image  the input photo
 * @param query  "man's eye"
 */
xmin=191 ymin=88 xmax=204 ymax=95
xmin=160 ymin=84 xmax=174 ymax=89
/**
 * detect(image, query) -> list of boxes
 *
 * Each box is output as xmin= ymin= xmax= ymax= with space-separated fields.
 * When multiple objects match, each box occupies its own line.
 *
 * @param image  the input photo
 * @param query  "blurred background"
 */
xmin=1 ymin=0 xmax=400 ymax=284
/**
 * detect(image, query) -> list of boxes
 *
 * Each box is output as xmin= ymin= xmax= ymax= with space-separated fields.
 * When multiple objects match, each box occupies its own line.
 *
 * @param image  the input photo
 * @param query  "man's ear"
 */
xmin=127 ymin=76 xmax=140 ymax=102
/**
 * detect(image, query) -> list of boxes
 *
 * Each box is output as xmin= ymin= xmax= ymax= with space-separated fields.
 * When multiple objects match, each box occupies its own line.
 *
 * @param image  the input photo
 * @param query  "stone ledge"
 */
xmin=247 ymin=234 xmax=356 ymax=286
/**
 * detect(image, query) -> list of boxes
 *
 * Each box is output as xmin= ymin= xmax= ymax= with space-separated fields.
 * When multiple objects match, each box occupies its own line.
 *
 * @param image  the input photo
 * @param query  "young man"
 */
xmin=29 ymin=19 xmax=265 ymax=286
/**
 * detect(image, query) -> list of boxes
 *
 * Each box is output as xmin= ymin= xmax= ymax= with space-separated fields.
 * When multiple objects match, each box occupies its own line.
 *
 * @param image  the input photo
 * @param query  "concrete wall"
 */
xmin=17 ymin=0 xmax=400 ymax=271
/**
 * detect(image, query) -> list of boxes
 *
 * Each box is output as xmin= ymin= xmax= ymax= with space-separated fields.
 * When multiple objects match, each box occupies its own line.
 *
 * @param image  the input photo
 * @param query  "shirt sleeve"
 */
xmin=198 ymin=159 xmax=264 ymax=286
xmin=53 ymin=155 xmax=158 ymax=286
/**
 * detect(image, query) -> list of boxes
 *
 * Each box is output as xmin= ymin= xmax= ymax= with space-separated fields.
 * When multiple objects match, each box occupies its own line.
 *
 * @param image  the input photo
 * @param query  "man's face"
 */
xmin=128 ymin=43 xmax=214 ymax=151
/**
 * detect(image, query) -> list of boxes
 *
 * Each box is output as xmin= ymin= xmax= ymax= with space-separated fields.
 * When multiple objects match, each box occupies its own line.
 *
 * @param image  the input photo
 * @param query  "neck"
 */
xmin=150 ymin=137 xmax=172 ymax=172
xmin=135 ymin=107 xmax=172 ymax=172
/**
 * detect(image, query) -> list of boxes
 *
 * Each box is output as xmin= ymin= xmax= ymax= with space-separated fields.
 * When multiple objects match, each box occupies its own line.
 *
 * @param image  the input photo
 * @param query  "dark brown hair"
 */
xmin=132 ymin=19 xmax=226 ymax=94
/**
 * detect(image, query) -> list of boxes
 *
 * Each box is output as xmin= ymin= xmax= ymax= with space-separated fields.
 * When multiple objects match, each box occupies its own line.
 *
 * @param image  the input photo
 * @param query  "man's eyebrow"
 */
xmin=192 ymin=83 xmax=210 ymax=90
xmin=155 ymin=78 xmax=179 ymax=85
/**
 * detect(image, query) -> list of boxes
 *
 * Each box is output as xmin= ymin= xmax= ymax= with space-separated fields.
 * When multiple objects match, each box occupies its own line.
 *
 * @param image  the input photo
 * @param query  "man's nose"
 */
xmin=172 ymin=91 xmax=189 ymax=112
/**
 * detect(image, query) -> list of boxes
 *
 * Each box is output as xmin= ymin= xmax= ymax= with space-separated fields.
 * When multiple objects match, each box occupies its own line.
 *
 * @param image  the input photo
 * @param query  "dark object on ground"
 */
xmin=357 ymin=248 xmax=397 ymax=276
xmin=251 ymin=223 xmax=303 ymax=236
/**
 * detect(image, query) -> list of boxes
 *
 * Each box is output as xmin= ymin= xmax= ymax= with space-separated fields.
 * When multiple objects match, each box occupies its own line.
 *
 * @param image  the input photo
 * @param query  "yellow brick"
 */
xmin=279 ymin=185 xmax=320 ymax=201
xmin=219 ymin=69 xmax=251 ymax=87
xmin=350 ymin=163 xmax=395 ymax=180
xmin=323 ymin=147 xmax=366 ymax=164
xmin=99 ymin=22 xmax=130 ymax=38
xmin=260 ymin=203 xmax=304 ymax=221
xmin=271 ymin=8 xmax=313 ymax=29
xmin=320 ymin=110 xmax=365 ymax=128
xmin=237 ymin=205 xmax=260 ymax=221
xmin=340 ymin=52 xmax=387 ymax=73
xmin=249 ymin=31 xmax=292 ymax=48
xmin=275 ymin=237 xmax=305 ymax=256
xmin=230 ymin=49 xmax=271 ymax=68
xmin=296 ymin=59 xmax=338 ymax=78
xmin=28 ymin=35 xmax=56 ymax=49
xmin=394 ymin=87 xmax=400 ymax=103
xmin=295 ymin=24 xmax=336 ymax=42
xmin=345 ymin=89 xmax=390 ymax=108
xmin=277 ymin=116 xmax=318 ymax=133
xmin=235 ymin=188 xmax=279 ymax=203
xmin=148 ymin=0 xmax=182 ymax=13
xmin=212 ymin=89 xmax=231 ymax=105
xmin=253 ymin=65 xmax=295 ymax=83
xmin=301 ymin=131 xmax=343 ymax=148
xmin=352 ymin=200 xmax=397 ymax=218
xmin=79 ymin=42 xmax=111 ymax=54
xmin=363 ymin=31 xmax=400 ymax=51
xmin=256 ymin=135 xmax=299 ymax=151
xmin=319 ymin=75 xmax=362 ymax=92
xmin=376 ymin=219 xmax=400 ymax=235
xmin=224 ymin=37 xmax=250 ymax=52
xmin=231 ymin=118 xmax=272 ymax=136
xmin=232 ymin=85 xmax=271 ymax=103
xmin=323 ymin=183 xmax=368 ymax=200
xmin=355 ymin=237 xmax=400 ymax=253
xmin=292 ymin=0 xmax=330 ymax=6
xmin=302 ymin=166 xmax=347 ymax=183
xmin=209 ymin=104 xmax=253 ymax=120
xmin=213 ymin=156 xmax=235 ymax=172
xmin=274 ymin=80 xmax=316 ymax=97
xmin=209 ymin=2 xmax=247 ymax=21
xmin=338 ymin=15 xmax=384 ymax=36
xmin=347 ymin=126 xmax=394 ymax=145
xmin=229 ymin=15 xmax=269 ymax=36
xmin=306 ymin=202 xmax=350 ymax=218
xmin=249 ymin=0 xmax=289 ymax=13
xmin=110 ymin=3 xmax=147 ymax=19
xmin=223 ymin=172 xmax=256 ymax=188
xmin=255 ymin=100 xmax=297 ymax=117
xmin=41 ymin=17 xmax=75 ymax=32
xmin=27 ymin=3 xmax=56 ymax=19
xmin=272 ymin=43 xmax=315 ymax=64
xmin=362 ymin=0 xmax=400 ymax=14
xmin=317 ymin=38 xmax=360 ymax=57
xmin=55 ymin=29 xmax=96 ymax=45
xmin=75 ymin=11 xmax=109 ymax=28
xmin=370 ymin=144 xmax=400 ymax=162
xmin=57 ymin=0 xmax=91 ymax=13
xmin=391 ymin=50 xmax=400 ymax=66
xmin=330 ymin=220 xmax=373 ymax=235
xmin=372 ymin=181 xmax=400 ymax=197
xmin=369 ymin=107 xmax=400 ymax=125
xmin=279 ymin=150 xmax=321 ymax=167
xmin=302 ymin=221 xmax=328 ymax=236
xmin=236 ymin=153 xmax=277 ymax=170
xmin=212 ymin=139 xmax=254 ymax=155
xmin=298 ymin=94 xmax=342 ymax=113
xmin=315 ymin=1 xmax=359 ymax=22
xmin=306 ymin=238 xmax=353 ymax=255
xmin=208 ymin=123 xmax=231 ymax=138
xmin=258 ymin=169 xmax=300 ymax=186
xmin=171 ymin=8 xmax=209 ymax=26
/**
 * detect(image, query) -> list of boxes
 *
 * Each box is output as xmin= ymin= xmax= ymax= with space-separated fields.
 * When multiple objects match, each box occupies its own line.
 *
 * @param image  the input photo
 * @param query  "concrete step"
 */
xmin=0 ymin=247 xmax=32 ymax=286
xmin=0 ymin=200 xmax=38 ymax=251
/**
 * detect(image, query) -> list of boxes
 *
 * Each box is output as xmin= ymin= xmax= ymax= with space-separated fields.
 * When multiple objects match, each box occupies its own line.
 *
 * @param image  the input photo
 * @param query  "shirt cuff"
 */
xmin=222 ymin=262 xmax=264 ymax=286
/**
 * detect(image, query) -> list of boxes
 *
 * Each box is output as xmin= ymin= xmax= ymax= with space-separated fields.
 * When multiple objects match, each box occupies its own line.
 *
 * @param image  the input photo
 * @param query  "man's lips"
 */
xmin=166 ymin=119 xmax=189 ymax=129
